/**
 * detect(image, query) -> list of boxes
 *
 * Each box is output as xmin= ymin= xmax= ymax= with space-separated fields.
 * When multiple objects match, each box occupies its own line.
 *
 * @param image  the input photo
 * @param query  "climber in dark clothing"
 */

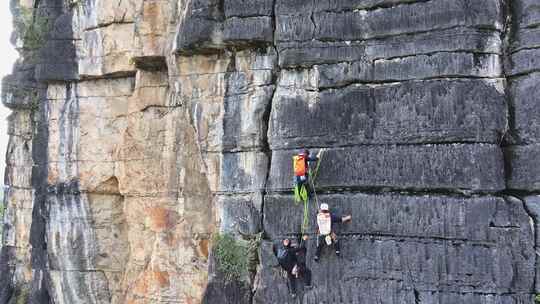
xmin=274 ymin=236 xmax=312 ymax=298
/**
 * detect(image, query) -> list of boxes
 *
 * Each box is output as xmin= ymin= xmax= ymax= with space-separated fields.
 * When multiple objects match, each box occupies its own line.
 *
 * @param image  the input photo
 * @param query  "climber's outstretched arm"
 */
xmin=341 ymin=215 xmax=352 ymax=222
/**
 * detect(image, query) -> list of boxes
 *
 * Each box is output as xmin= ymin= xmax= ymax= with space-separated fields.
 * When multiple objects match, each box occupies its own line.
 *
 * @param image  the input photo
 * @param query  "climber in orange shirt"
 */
xmin=293 ymin=149 xmax=319 ymax=203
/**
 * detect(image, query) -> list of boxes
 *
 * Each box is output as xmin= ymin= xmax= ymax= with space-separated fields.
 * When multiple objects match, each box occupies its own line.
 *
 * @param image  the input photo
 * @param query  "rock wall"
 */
xmin=1 ymin=0 xmax=539 ymax=303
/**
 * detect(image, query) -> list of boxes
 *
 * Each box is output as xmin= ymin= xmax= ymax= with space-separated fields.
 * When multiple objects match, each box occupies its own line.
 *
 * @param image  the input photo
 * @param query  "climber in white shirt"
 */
xmin=314 ymin=203 xmax=352 ymax=262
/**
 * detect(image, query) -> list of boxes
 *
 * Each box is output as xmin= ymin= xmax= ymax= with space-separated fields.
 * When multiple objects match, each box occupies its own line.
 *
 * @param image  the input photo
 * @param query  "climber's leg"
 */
xmin=300 ymin=264 xmax=312 ymax=288
xmin=287 ymin=270 xmax=297 ymax=297
xmin=314 ymin=234 xmax=325 ymax=261
xmin=332 ymin=232 xmax=340 ymax=256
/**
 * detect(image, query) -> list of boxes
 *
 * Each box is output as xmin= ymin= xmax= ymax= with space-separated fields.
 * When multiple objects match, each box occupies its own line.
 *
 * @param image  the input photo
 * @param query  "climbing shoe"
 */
xmin=335 ymin=250 xmax=340 ymax=257
xmin=314 ymin=255 xmax=319 ymax=262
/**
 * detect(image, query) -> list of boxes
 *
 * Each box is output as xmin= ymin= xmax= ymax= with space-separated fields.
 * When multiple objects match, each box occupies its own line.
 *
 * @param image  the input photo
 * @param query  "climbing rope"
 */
xmin=311 ymin=149 xmax=325 ymax=184
xmin=309 ymin=149 xmax=325 ymax=207
xmin=301 ymin=192 xmax=310 ymax=234
xmin=300 ymin=149 xmax=326 ymax=234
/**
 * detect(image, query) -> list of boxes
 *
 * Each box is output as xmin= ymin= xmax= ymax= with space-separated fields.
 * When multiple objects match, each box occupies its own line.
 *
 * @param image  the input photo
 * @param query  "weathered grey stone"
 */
xmin=217 ymin=151 xmax=269 ymax=193
xmin=35 ymin=39 xmax=78 ymax=82
xmin=416 ymin=293 xmax=533 ymax=304
xmin=313 ymin=61 xmax=372 ymax=88
xmin=223 ymin=17 xmax=273 ymax=46
xmin=7 ymin=110 xmax=32 ymax=139
xmin=254 ymin=257 xmax=416 ymax=304
xmin=373 ymin=53 xmax=502 ymax=81
xmin=523 ymin=195 xmax=540 ymax=248
xmin=4 ymin=0 xmax=540 ymax=302
xmin=278 ymin=28 xmax=502 ymax=68
xmin=513 ymin=0 xmax=540 ymax=29
xmin=509 ymin=72 xmax=540 ymax=144
xmin=203 ymin=279 xmax=251 ymax=304
xmin=180 ymin=49 xmax=277 ymax=153
xmin=304 ymin=51 xmax=502 ymax=87
xmin=310 ymin=0 xmax=437 ymax=12
xmin=363 ymin=28 xmax=502 ymax=61
xmin=278 ymin=41 xmax=366 ymax=68
xmin=1 ymin=69 xmax=40 ymax=110
xmin=255 ymin=229 xmax=534 ymax=302
xmin=220 ymin=85 xmax=274 ymax=151
xmin=175 ymin=14 xmax=223 ymax=54
xmin=34 ymin=9 xmax=78 ymax=82
xmin=217 ymin=193 xmax=262 ymax=235
xmin=508 ymin=48 xmax=540 ymax=76
xmin=276 ymin=0 xmax=503 ymax=42
xmin=523 ymin=195 xmax=540 ymax=292
xmin=176 ymin=1 xmax=273 ymax=54
xmin=203 ymin=253 xmax=252 ymax=304
xmin=268 ymin=144 xmax=505 ymax=192
xmin=263 ymin=194 xmax=528 ymax=242
xmin=224 ymin=0 xmax=273 ymax=18
xmin=512 ymin=27 xmax=540 ymax=53
xmin=270 ymin=79 xmax=507 ymax=148
xmin=505 ymin=144 xmax=540 ymax=190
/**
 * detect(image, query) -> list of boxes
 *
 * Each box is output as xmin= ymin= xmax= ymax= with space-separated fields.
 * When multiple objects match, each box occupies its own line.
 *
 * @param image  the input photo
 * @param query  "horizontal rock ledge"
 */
xmin=269 ymin=78 xmax=507 ymax=148
xmin=278 ymin=27 xmax=501 ymax=68
xmin=505 ymin=144 xmax=540 ymax=191
xmin=263 ymin=193 xmax=529 ymax=242
xmin=267 ymin=144 xmax=505 ymax=192
xmin=275 ymin=0 xmax=503 ymax=42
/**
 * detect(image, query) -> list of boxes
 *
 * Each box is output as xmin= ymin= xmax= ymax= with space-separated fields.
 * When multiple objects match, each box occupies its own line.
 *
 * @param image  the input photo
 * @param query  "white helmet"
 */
xmin=320 ymin=203 xmax=329 ymax=211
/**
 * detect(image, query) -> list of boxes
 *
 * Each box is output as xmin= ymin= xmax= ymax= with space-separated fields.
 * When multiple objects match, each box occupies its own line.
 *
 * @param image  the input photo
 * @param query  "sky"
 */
xmin=0 ymin=2 xmax=19 ymax=186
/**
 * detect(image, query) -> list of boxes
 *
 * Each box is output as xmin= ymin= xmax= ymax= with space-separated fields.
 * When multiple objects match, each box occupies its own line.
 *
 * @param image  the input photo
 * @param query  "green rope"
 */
xmin=311 ymin=149 xmax=325 ymax=183
xmin=300 ymin=149 xmax=325 ymax=234
xmin=301 ymin=195 xmax=309 ymax=234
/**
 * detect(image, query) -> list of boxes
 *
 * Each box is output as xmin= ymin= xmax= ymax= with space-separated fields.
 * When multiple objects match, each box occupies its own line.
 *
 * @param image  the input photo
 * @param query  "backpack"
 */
xmin=293 ymin=154 xmax=307 ymax=177
xmin=276 ymin=247 xmax=288 ymax=262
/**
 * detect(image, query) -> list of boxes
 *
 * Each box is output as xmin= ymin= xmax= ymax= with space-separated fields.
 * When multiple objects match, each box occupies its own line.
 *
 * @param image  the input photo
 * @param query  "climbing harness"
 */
xmin=325 ymin=235 xmax=332 ymax=245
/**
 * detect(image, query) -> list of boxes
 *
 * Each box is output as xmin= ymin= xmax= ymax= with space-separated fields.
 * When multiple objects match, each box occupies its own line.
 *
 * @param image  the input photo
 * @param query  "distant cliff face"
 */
xmin=1 ymin=0 xmax=540 ymax=303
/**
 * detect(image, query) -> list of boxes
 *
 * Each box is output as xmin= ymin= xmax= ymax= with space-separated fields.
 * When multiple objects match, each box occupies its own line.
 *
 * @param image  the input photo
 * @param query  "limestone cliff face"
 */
xmin=1 ymin=0 xmax=540 ymax=303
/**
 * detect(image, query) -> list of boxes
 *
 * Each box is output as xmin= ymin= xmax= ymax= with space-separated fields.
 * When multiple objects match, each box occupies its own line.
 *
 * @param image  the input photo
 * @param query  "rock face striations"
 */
xmin=1 ymin=0 xmax=539 ymax=303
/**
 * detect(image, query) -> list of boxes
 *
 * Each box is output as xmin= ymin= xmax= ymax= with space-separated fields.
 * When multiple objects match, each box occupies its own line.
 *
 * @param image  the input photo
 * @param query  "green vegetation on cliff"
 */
xmin=212 ymin=233 xmax=261 ymax=282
